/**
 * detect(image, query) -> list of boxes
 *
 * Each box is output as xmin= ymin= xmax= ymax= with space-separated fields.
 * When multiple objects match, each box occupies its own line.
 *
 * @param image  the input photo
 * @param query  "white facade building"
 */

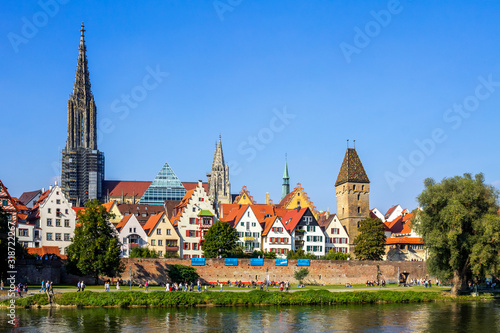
xmin=171 ymin=181 xmax=216 ymax=258
xmin=323 ymin=214 xmax=350 ymax=253
xmin=35 ymin=184 xmax=77 ymax=255
xmin=261 ymin=216 xmax=291 ymax=257
xmin=116 ymin=214 xmax=148 ymax=257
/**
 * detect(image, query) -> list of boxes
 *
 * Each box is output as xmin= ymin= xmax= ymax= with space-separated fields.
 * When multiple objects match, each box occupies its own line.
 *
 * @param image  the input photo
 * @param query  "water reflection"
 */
xmin=2 ymin=301 xmax=499 ymax=332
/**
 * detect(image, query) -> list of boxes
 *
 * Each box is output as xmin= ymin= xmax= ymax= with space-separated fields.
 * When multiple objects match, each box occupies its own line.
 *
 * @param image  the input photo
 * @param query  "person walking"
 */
xmin=81 ymin=281 xmax=85 ymax=292
xmin=77 ymin=281 xmax=81 ymax=292
xmin=220 ymin=282 xmax=223 ymax=292
xmin=145 ymin=281 xmax=149 ymax=292
xmin=116 ymin=281 xmax=120 ymax=290
xmin=40 ymin=280 xmax=45 ymax=293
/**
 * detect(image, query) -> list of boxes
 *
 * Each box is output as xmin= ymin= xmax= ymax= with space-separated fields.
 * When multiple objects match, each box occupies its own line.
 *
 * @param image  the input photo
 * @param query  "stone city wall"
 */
xmin=13 ymin=258 xmax=428 ymax=285
xmin=121 ymin=258 xmax=428 ymax=285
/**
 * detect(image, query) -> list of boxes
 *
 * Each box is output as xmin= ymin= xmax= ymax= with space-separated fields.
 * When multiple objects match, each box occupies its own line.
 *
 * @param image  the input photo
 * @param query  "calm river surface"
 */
xmin=2 ymin=301 xmax=499 ymax=332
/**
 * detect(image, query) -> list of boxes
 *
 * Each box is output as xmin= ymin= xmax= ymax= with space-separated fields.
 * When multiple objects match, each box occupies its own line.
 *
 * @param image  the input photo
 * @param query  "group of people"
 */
xmin=366 ymin=280 xmax=386 ymax=287
xmin=76 ymin=281 xmax=86 ymax=292
xmin=164 ymin=280 xmax=205 ymax=292
xmin=40 ymin=280 xmax=54 ymax=294
xmin=103 ymin=280 xmax=120 ymax=292
xmin=411 ymin=278 xmax=433 ymax=287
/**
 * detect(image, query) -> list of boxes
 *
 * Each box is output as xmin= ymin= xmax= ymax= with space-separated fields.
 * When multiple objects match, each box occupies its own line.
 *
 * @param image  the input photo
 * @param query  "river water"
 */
xmin=2 ymin=301 xmax=499 ymax=332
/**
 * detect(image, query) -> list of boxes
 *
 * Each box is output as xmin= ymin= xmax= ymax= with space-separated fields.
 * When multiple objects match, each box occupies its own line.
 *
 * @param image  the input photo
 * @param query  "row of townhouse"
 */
xmin=219 ymin=204 xmax=350 ymax=258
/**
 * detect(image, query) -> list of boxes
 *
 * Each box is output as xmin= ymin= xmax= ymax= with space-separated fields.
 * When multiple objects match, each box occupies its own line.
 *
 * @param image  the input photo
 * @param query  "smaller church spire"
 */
xmin=281 ymin=155 xmax=290 ymax=200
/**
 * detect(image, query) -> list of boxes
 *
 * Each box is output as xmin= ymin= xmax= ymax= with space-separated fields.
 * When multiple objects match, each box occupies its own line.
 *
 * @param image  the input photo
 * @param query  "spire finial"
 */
xmin=353 ymin=140 xmax=356 ymax=149
xmin=285 ymin=153 xmax=287 ymax=161
xmin=347 ymin=139 xmax=349 ymax=149
xmin=80 ymin=22 xmax=85 ymax=43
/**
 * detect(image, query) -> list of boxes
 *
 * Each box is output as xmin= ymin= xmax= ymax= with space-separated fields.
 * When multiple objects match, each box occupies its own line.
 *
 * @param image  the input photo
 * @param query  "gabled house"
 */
xmin=27 ymin=183 xmax=77 ymax=254
xmin=281 ymin=207 xmax=326 ymax=257
xmin=0 ymin=179 xmax=19 ymax=225
xmin=384 ymin=204 xmax=404 ymax=222
xmin=384 ymin=210 xmax=426 ymax=261
xmin=370 ymin=208 xmax=386 ymax=222
xmin=143 ymin=212 xmax=180 ymax=257
xmin=261 ymin=216 xmax=291 ymax=257
xmin=220 ymin=204 xmax=263 ymax=252
xmin=319 ymin=213 xmax=349 ymax=253
xmin=102 ymin=200 xmax=123 ymax=226
xmin=277 ymin=183 xmax=320 ymax=219
xmin=232 ymin=186 xmax=256 ymax=205
xmin=19 ymin=190 xmax=42 ymax=209
xmin=116 ymin=214 xmax=148 ymax=257
xmin=170 ymin=181 xmax=216 ymax=258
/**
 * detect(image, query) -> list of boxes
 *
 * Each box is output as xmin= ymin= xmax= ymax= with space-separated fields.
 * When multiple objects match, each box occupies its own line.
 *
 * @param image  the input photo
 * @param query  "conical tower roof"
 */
xmin=335 ymin=148 xmax=370 ymax=187
xmin=283 ymin=159 xmax=289 ymax=179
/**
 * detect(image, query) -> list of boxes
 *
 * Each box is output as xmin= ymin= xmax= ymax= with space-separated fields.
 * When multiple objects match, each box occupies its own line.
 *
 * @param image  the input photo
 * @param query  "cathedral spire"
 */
xmin=62 ymin=24 xmax=104 ymax=206
xmin=208 ymin=135 xmax=231 ymax=209
xmin=67 ymin=22 xmax=97 ymax=151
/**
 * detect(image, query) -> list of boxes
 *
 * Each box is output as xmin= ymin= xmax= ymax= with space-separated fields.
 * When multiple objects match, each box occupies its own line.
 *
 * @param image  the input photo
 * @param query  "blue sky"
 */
xmin=1 ymin=0 xmax=500 ymax=214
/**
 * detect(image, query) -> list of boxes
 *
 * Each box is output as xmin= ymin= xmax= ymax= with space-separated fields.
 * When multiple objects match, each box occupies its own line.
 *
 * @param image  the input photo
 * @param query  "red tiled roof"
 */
xmin=27 ymin=246 xmax=67 ymax=259
xmin=104 ymin=180 xmax=208 ymax=199
xmin=143 ymin=212 xmax=164 ymax=236
xmin=170 ymin=189 xmax=196 ymax=226
xmin=116 ymin=214 xmax=133 ymax=232
xmin=384 ymin=205 xmax=399 ymax=219
xmin=103 ymin=181 xmax=151 ymax=198
xmin=101 ymin=201 xmax=115 ymax=213
xmin=281 ymin=207 xmax=308 ymax=233
xmin=182 ymin=182 xmax=209 ymax=193
xmin=385 ymin=237 xmax=424 ymax=245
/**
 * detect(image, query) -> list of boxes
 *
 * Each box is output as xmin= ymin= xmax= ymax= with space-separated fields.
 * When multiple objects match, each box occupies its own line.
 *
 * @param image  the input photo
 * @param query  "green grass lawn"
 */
xmin=26 ymin=283 xmax=450 ymax=293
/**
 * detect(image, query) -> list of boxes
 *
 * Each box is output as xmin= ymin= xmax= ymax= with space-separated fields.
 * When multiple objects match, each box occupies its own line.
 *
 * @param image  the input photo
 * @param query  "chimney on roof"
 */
xmin=198 ymin=180 xmax=202 ymax=188
xmin=42 ymin=188 xmax=45 ymax=193
xmin=265 ymin=192 xmax=270 ymax=205
xmin=49 ymin=185 xmax=53 ymax=191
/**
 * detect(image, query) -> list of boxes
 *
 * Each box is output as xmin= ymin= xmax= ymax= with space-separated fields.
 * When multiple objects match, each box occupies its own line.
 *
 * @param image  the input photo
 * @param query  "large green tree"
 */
xmin=415 ymin=173 xmax=500 ymax=296
xmin=66 ymin=200 xmax=124 ymax=284
xmin=353 ymin=217 xmax=386 ymax=260
xmin=202 ymin=221 xmax=239 ymax=258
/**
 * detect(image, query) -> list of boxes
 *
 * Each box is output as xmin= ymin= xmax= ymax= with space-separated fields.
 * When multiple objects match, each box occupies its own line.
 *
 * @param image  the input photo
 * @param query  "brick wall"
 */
xmin=121 ymin=258 xmax=427 ymax=285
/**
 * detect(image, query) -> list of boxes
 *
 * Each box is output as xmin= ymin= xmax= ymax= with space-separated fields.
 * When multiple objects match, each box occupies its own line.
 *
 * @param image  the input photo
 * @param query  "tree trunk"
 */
xmin=451 ymin=269 xmax=467 ymax=296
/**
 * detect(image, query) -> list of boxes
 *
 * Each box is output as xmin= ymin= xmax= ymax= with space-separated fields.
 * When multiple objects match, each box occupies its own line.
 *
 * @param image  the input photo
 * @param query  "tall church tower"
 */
xmin=281 ymin=157 xmax=290 ymax=200
xmin=207 ymin=135 xmax=231 ymax=209
xmin=61 ymin=23 xmax=105 ymax=206
xmin=335 ymin=146 xmax=370 ymax=251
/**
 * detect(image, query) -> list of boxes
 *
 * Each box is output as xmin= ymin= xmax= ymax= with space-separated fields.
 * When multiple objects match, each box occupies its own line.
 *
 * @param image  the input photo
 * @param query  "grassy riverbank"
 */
xmin=1 ymin=289 xmax=475 ymax=308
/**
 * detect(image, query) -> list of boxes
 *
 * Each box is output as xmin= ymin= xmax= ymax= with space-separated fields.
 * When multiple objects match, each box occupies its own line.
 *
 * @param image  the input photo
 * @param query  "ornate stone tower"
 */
xmin=281 ymin=157 xmax=290 ymax=200
xmin=207 ymin=135 xmax=231 ymax=209
xmin=335 ymin=147 xmax=370 ymax=250
xmin=61 ymin=23 xmax=105 ymax=206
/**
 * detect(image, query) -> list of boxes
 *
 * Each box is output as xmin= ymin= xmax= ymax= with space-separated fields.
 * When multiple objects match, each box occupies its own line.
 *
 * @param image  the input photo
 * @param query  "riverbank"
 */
xmin=0 ymin=289 xmax=487 ymax=309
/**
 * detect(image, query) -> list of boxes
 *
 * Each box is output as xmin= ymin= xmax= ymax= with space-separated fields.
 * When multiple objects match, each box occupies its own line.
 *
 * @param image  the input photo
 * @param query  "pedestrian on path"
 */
xmin=40 ymin=280 xmax=45 ymax=293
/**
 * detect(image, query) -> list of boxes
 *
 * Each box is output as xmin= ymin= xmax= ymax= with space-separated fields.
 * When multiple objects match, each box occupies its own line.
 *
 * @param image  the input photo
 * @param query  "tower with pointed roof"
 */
xmin=61 ymin=23 xmax=105 ymax=206
xmin=335 ymin=147 xmax=370 ymax=250
xmin=281 ymin=157 xmax=290 ymax=200
xmin=207 ymin=135 xmax=231 ymax=208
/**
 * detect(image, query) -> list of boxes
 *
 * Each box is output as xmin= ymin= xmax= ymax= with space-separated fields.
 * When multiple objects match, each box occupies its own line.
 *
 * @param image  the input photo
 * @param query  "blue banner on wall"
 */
xmin=275 ymin=259 xmax=288 ymax=266
xmin=298 ymin=259 xmax=310 ymax=266
xmin=250 ymin=258 xmax=263 ymax=266
xmin=191 ymin=258 xmax=205 ymax=266
xmin=225 ymin=258 xmax=239 ymax=266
